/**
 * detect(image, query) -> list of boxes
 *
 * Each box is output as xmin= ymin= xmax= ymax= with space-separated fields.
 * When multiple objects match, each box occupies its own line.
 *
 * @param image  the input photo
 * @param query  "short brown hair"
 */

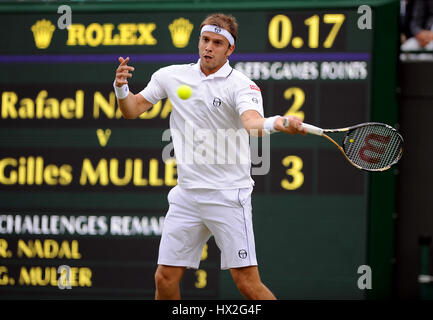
xmin=200 ymin=13 xmax=238 ymax=42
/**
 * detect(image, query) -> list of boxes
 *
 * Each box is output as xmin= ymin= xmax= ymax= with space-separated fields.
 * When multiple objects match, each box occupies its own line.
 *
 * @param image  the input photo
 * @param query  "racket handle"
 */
xmin=301 ymin=123 xmax=324 ymax=136
xmin=283 ymin=118 xmax=324 ymax=136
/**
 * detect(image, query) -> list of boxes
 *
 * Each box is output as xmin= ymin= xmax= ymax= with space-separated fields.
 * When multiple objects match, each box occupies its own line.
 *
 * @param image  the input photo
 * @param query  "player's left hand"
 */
xmin=274 ymin=116 xmax=307 ymax=135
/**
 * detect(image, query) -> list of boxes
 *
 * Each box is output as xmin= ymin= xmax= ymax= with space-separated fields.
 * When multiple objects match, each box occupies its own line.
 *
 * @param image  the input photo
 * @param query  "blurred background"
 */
xmin=0 ymin=0 xmax=431 ymax=300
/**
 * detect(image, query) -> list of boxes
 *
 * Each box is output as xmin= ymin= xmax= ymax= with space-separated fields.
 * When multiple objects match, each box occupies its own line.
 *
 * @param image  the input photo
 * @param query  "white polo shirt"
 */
xmin=139 ymin=59 xmax=264 ymax=189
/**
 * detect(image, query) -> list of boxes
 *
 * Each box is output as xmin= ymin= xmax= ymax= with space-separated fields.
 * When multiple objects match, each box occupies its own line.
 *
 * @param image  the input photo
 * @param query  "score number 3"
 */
xmin=281 ymin=155 xmax=304 ymax=191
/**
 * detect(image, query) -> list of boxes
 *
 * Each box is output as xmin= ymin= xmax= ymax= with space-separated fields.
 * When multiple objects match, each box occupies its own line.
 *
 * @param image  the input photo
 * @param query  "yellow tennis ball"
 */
xmin=177 ymin=84 xmax=192 ymax=100
xmin=349 ymin=138 xmax=354 ymax=143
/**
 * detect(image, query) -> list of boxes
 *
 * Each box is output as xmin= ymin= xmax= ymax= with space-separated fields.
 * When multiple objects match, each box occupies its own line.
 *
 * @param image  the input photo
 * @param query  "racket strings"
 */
xmin=343 ymin=124 xmax=403 ymax=171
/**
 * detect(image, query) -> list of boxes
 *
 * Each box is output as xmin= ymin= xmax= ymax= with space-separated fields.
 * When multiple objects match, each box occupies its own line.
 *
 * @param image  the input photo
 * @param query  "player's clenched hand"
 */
xmin=115 ymin=56 xmax=135 ymax=87
xmin=274 ymin=116 xmax=307 ymax=135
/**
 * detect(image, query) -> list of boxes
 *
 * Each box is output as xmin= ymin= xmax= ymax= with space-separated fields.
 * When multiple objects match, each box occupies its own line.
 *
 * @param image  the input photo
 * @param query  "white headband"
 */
xmin=200 ymin=25 xmax=235 ymax=46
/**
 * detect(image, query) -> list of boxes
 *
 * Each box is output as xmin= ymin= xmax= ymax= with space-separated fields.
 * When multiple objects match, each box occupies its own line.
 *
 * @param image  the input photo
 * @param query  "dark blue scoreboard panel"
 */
xmin=0 ymin=1 xmax=398 ymax=299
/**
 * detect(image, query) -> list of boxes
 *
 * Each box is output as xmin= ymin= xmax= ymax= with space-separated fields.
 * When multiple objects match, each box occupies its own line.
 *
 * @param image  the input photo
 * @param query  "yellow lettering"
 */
xmin=281 ymin=155 xmax=304 ymax=190
xmin=195 ymin=269 xmax=207 ymax=289
xmin=160 ymin=99 xmax=173 ymax=119
xmin=75 ymin=90 xmax=84 ymax=118
xmin=305 ymin=15 xmax=320 ymax=48
xmin=133 ymin=159 xmax=148 ymax=186
xmin=17 ymin=239 xmax=33 ymax=258
xmin=86 ymin=23 xmax=104 ymax=47
xmin=26 ymin=156 xmax=35 ymax=185
xmin=283 ymin=87 xmax=305 ymax=121
xmin=18 ymin=98 xmax=34 ymax=118
xmin=96 ymin=129 xmax=112 ymax=147
xmin=44 ymin=165 xmax=59 ymax=185
xmin=137 ymin=23 xmax=157 ymax=45
xmin=57 ymin=241 xmax=70 ymax=259
xmin=71 ymin=240 xmax=81 ymax=259
xmin=110 ymin=158 xmax=133 ymax=186
xmin=51 ymin=267 xmax=59 ymax=287
xmin=164 ymin=158 xmax=177 ymax=186
xmin=0 ymin=158 xmax=17 ymax=185
xmin=36 ymin=267 xmax=50 ymax=286
xmin=59 ymin=164 xmax=73 ymax=185
xmin=268 ymin=15 xmax=292 ymax=49
xmin=139 ymin=100 xmax=161 ymax=119
xmin=34 ymin=240 xmax=44 ymax=258
xmin=79 ymin=267 xmax=92 ymax=287
xmin=1 ymin=92 xmax=18 ymax=119
xmin=35 ymin=156 xmax=44 ymax=185
xmin=0 ymin=239 xmax=10 ymax=258
xmin=19 ymin=267 xmax=31 ymax=285
xmin=18 ymin=157 xmax=26 ymax=185
xmin=102 ymin=24 xmax=120 ymax=45
xmin=44 ymin=98 xmax=60 ymax=119
xmin=94 ymin=91 xmax=117 ymax=119
xmin=118 ymin=23 xmax=137 ymax=45
xmin=200 ymin=243 xmax=208 ymax=261
xmin=67 ymin=24 xmax=86 ymax=45
xmin=323 ymin=14 xmax=345 ymax=48
xmin=44 ymin=239 xmax=59 ymax=259
xmin=80 ymin=158 xmax=109 ymax=185
xmin=60 ymin=98 xmax=75 ymax=119
xmin=0 ymin=266 xmax=9 ymax=285
xmin=35 ymin=90 xmax=48 ymax=119
xmin=149 ymin=158 xmax=163 ymax=186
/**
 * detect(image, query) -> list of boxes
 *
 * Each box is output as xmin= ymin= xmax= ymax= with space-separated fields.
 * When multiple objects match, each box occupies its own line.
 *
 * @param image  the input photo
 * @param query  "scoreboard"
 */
xmin=0 ymin=1 xmax=399 ymax=299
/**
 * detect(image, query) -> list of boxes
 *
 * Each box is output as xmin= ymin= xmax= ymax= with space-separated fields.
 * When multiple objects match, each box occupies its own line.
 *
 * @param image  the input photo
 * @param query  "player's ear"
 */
xmin=226 ymin=44 xmax=235 ymax=57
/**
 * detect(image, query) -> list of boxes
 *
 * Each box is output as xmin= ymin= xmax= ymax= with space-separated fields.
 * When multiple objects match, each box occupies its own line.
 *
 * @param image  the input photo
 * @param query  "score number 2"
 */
xmin=283 ymin=87 xmax=305 ymax=121
xmin=268 ymin=14 xmax=345 ymax=49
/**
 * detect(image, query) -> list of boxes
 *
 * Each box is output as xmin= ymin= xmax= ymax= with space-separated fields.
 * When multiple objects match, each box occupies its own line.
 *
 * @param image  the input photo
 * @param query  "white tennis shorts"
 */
xmin=157 ymin=185 xmax=258 ymax=270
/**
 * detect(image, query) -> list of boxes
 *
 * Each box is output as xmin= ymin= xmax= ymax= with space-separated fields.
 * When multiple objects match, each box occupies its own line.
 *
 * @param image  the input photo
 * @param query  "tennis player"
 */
xmin=114 ymin=13 xmax=306 ymax=300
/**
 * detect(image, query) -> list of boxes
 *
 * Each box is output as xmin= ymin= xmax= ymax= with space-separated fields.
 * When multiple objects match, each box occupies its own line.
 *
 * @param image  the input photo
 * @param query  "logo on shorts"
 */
xmin=238 ymin=249 xmax=248 ymax=259
xmin=252 ymin=97 xmax=258 ymax=104
xmin=213 ymin=97 xmax=222 ymax=107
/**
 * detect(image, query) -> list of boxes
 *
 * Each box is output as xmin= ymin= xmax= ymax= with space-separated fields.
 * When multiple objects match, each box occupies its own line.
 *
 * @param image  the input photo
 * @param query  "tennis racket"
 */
xmin=284 ymin=119 xmax=404 ymax=172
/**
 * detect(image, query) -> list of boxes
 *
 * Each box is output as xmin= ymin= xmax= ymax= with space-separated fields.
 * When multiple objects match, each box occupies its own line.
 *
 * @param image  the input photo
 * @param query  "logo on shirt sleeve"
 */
xmin=250 ymin=84 xmax=261 ymax=92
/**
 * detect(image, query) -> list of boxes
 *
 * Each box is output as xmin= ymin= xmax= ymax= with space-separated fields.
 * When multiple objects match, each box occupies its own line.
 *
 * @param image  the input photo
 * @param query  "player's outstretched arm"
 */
xmin=114 ymin=56 xmax=153 ymax=119
xmin=241 ymin=110 xmax=306 ymax=136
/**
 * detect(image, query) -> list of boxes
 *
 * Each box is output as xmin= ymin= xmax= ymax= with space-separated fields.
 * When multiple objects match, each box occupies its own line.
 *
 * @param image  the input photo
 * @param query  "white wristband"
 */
xmin=263 ymin=115 xmax=281 ymax=133
xmin=113 ymin=81 xmax=129 ymax=99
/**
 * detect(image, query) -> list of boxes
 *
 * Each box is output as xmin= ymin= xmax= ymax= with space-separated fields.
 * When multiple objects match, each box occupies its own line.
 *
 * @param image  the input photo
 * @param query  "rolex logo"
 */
xmin=31 ymin=19 xmax=55 ymax=49
xmin=169 ymin=18 xmax=194 ymax=48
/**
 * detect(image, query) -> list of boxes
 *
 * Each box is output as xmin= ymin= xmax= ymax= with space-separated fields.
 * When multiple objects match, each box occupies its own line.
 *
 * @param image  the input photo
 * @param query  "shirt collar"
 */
xmin=194 ymin=59 xmax=232 ymax=79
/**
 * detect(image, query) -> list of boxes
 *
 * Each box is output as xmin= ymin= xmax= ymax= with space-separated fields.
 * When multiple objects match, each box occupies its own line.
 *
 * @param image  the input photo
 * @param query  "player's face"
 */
xmin=198 ymin=31 xmax=235 ymax=76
